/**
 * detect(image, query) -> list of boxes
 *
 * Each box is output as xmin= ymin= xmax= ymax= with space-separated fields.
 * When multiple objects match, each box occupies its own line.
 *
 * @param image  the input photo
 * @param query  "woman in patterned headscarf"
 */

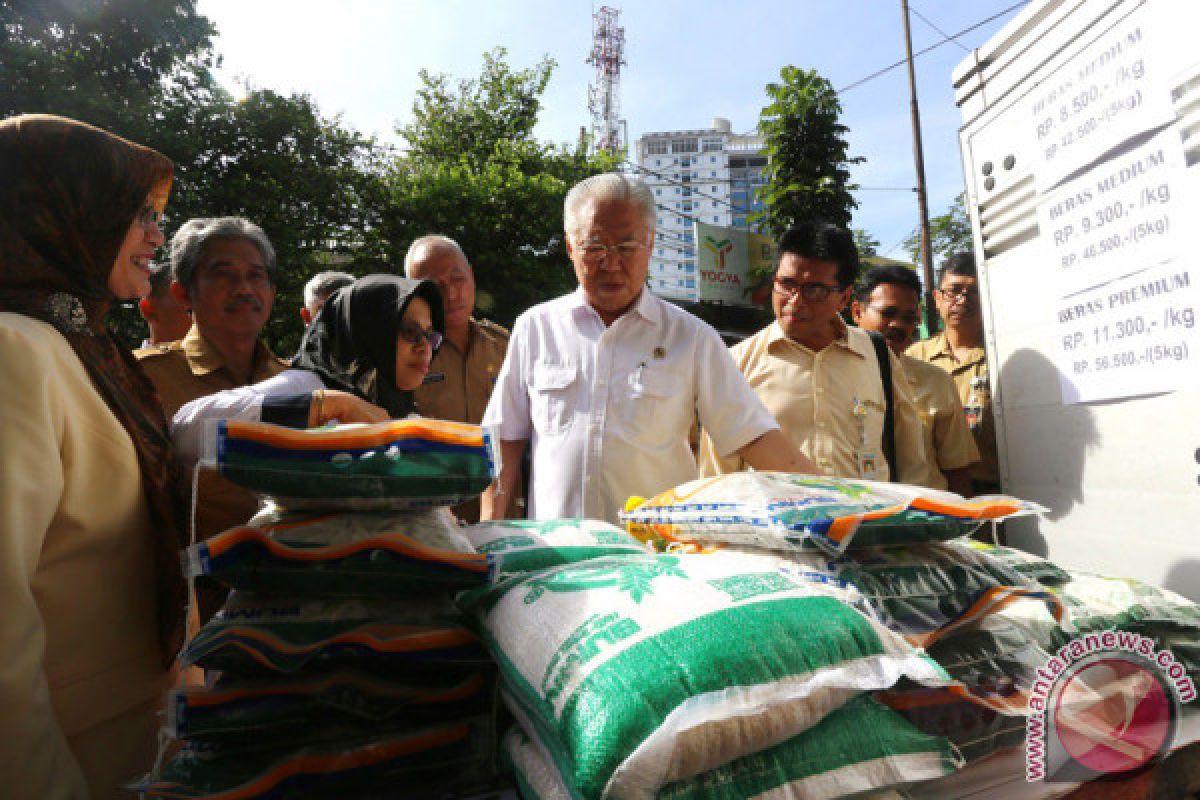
xmin=0 ymin=115 xmax=188 ymax=799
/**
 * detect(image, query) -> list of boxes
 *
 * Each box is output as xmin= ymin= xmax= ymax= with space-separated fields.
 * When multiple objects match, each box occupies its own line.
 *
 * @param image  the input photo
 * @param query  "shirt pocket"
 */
xmin=530 ymin=363 xmax=579 ymax=436
xmin=617 ymin=367 xmax=682 ymax=445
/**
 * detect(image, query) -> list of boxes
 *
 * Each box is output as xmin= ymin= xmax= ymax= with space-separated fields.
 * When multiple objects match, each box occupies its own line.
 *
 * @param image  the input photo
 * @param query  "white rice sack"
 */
xmin=458 ymin=550 xmax=951 ymax=800
xmin=502 ymin=690 xmax=960 ymax=800
xmin=621 ymin=472 xmax=1040 ymax=554
xmin=462 ymin=519 xmax=650 ymax=576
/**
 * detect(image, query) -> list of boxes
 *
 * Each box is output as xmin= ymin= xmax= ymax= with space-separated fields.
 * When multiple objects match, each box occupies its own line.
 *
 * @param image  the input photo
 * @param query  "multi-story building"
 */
xmin=635 ymin=117 xmax=767 ymax=302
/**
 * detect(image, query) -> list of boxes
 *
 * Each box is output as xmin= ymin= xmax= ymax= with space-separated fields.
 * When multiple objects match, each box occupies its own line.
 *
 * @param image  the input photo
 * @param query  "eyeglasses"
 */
xmin=772 ymin=278 xmax=842 ymax=303
xmin=136 ymin=206 xmax=165 ymax=231
xmin=865 ymin=305 xmax=922 ymax=325
xmin=397 ymin=320 xmax=443 ymax=350
xmin=938 ymin=285 xmax=979 ymax=302
xmin=577 ymin=240 xmax=645 ymax=266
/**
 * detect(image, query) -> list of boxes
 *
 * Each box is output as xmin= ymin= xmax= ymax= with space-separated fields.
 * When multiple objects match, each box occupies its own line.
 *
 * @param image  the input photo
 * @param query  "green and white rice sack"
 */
xmin=462 ymin=519 xmax=649 ymax=576
xmin=459 ymin=550 xmax=952 ymax=800
xmin=503 ymin=692 xmax=960 ymax=800
xmin=1050 ymin=571 xmax=1200 ymax=635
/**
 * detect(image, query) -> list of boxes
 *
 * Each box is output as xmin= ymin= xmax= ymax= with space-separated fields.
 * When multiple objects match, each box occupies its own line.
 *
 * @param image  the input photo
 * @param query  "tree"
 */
xmin=755 ymin=66 xmax=863 ymax=237
xmin=852 ymin=229 xmax=880 ymax=258
xmin=904 ymin=192 xmax=974 ymax=267
xmin=378 ymin=49 xmax=618 ymax=327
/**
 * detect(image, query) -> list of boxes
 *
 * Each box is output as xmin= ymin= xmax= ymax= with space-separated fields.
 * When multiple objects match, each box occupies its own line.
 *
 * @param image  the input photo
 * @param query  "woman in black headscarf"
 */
xmin=170 ymin=275 xmax=445 ymax=463
xmin=0 ymin=114 xmax=186 ymax=799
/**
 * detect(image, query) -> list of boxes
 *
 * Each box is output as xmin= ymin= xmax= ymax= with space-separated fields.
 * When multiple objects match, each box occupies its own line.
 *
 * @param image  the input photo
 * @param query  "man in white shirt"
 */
xmin=480 ymin=172 xmax=816 ymax=523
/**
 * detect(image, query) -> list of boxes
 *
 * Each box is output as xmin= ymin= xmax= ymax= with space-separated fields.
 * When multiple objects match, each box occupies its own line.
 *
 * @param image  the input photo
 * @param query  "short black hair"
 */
xmin=856 ymin=264 xmax=922 ymax=303
xmin=147 ymin=262 xmax=173 ymax=298
xmin=937 ymin=252 xmax=976 ymax=286
xmin=776 ymin=222 xmax=859 ymax=289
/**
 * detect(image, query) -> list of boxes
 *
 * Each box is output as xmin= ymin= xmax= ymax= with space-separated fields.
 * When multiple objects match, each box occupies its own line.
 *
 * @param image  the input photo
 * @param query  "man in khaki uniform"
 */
xmin=907 ymin=253 xmax=999 ymax=495
xmin=404 ymin=234 xmax=510 ymax=521
xmin=136 ymin=217 xmax=289 ymax=547
xmin=852 ymin=264 xmax=979 ymax=495
xmin=698 ymin=222 xmax=927 ymax=483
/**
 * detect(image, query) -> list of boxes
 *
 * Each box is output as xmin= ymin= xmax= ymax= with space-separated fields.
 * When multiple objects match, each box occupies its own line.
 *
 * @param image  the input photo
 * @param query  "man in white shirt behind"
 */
xmin=480 ymin=172 xmax=817 ymax=524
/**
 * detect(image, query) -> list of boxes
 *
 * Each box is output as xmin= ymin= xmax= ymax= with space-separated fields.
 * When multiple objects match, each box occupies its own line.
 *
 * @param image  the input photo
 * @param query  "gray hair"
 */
xmin=403 ymin=234 xmax=467 ymax=278
xmin=303 ymin=270 xmax=354 ymax=312
xmin=170 ymin=216 xmax=278 ymax=289
xmin=563 ymin=172 xmax=656 ymax=239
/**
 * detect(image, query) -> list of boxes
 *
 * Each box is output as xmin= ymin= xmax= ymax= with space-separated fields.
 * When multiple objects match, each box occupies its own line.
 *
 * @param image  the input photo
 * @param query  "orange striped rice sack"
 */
xmin=202 ymin=419 xmax=497 ymax=510
xmin=621 ymin=472 xmax=1039 ymax=554
xmin=165 ymin=668 xmax=494 ymax=745
xmin=183 ymin=507 xmax=492 ymax=595
xmin=179 ymin=593 xmax=488 ymax=680
xmin=134 ymin=717 xmax=493 ymax=799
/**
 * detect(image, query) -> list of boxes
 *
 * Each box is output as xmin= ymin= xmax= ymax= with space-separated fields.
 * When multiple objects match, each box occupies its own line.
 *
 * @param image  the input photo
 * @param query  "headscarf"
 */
xmin=293 ymin=275 xmax=444 ymax=418
xmin=0 ymin=114 xmax=187 ymax=664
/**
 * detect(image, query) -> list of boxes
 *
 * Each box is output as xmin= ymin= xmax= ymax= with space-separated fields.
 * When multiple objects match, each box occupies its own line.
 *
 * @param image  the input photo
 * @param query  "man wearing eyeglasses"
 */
xmin=698 ymin=222 xmax=927 ymax=484
xmin=405 ymin=234 xmax=511 ymax=522
xmin=907 ymin=253 xmax=999 ymax=495
xmin=852 ymin=265 xmax=978 ymax=495
xmin=481 ymin=172 xmax=817 ymax=524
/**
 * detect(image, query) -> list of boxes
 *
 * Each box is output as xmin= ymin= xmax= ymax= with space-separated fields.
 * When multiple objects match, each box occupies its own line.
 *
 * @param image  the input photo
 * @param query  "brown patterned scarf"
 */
xmin=0 ymin=114 xmax=187 ymax=664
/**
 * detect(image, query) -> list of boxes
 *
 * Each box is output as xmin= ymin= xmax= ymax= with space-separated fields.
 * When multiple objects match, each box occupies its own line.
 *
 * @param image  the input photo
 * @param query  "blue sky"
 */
xmin=196 ymin=0 xmax=1026 ymax=258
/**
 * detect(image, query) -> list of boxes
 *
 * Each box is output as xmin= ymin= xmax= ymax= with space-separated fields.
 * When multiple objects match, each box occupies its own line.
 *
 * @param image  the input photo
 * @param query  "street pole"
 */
xmin=901 ymin=0 xmax=939 ymax=335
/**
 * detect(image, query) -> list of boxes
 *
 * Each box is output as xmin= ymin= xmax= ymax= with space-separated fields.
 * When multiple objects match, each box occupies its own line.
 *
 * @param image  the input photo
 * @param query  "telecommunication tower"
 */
xmin=587 ymin=6 xmax=626 ymax=155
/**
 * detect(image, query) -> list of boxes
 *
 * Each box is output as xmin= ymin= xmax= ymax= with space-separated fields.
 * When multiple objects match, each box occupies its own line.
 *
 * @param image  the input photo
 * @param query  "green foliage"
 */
xmin=379 ymin=48 xmax=618 ymax=327
xmin=904 ymin=192 xmax=974 ymax=268
xmin=755 ymin=66 xmax=863 ymax=236
xmin=852 ymin=228 xmax=880 ymax=258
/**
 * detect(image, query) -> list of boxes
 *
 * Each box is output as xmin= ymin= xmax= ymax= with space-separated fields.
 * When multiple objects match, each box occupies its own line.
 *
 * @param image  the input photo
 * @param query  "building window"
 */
xmin=712 ymin=201 xmax=718 ymax=208
xmin=682 ymin=187 xmax=692 ymax=197
xmin=646 ymin=140 xmax=668 ymax=155
xmin=713 ymin=216 xmax=719 ymax=223
xmin=655 ymin=188 xmax=661 ymax=196
xmin=671 ymin=138 xmax=698 ymax=154
xmin=702 ymin=138 xmax=723 ymax=152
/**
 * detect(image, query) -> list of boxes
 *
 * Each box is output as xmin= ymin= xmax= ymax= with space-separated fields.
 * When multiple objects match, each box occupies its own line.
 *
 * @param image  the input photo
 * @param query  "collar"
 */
xmin=569 ymin=286 xmax=661 ymax=327
xmin=926 ymin=331 xmax=985 ymax=365
xmin=766 ymin=316 xmax=865 ymax=358
xmin=181 ymin=324 xmax=274 ymax=377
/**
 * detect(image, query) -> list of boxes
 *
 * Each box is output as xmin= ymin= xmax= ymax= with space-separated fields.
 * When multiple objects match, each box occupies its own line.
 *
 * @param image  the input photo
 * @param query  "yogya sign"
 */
xmin=694 ymin=221 xmax=774 ymax=306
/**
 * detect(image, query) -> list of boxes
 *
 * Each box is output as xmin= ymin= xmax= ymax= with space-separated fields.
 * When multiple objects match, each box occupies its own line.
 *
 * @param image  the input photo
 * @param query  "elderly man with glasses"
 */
xmin=852 ymin=264 xmax=978 ymax=495
xmin=699 ymin=222 xmax=927 ymax=484
xmin=481 ymin=172 xmax=816 ymax=524
xmin=907 ymin=253 xmax=999 ymax=495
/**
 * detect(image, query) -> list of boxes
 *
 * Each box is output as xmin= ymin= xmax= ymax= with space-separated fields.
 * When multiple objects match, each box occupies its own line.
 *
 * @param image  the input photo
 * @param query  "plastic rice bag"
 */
xmin=621 ymin=472 xmax=1039 ymax=554
xmin=184 ymin=507 xmax=492 ymax=595
xmin=204 ymin=418 xmax=497 ymax=510
xmin=461 ymin=518 xmax=649 ymax=577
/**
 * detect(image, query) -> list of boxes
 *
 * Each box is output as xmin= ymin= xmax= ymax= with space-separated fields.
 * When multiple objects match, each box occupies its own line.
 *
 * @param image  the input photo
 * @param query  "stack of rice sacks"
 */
xmin=457 ymin=497 xmax=974 ymax=798
xmin=136 ymin=418 xmax=501 ymax=799
xmin=615 ymin=471 xmax=1063 ymax=789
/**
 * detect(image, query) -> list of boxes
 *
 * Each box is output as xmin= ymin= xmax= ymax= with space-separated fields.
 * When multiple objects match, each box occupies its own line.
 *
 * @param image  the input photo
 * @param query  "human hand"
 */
xmin=308 ymin=389 xmax=390 ymax=427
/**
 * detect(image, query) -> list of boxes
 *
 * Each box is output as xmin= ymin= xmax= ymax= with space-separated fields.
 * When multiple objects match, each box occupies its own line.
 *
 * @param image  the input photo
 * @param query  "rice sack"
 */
xmin=876 ymin=686 xmax=1025 ymax=763
xmin=503 ymin=693 xmax=960 ymax=800
xmin=136 ymin=718 xmax=492 ymax=799
xmin=963 ymin=540 xmax=1071 ymax=585
xmin=203 ymin=418 xmax=496 ymax=510
xmin=458 ymin=550 xmax=951 ymax=800
xmin=166 ymin=669 xmax=493 ymax=744
xmin=462 ymin=519 xmax=649 ymax=577
xmin=1051 ymin=571 xmax=1200 ymax=636
xmin=822 ymin=542 xmax=1065 ymax=647
xmin=181 ymin=593 xmax=487 ymax=678
xmin=183 ymin=507 xmax=491 ymax=595
xmin=621 ymin=472 xmax=1037 ymax=554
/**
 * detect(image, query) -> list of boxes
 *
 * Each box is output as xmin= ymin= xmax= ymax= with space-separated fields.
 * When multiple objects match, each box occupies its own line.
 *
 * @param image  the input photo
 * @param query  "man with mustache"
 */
xmin=852 ymin=265 xmax=978 ymax=494
xmin=137 ymin=217 xmax=289 ymax=557
xmin=907 ymin=253 xmax=999 ymax=495
xmin=698 ymin=222 xmax=927 ymax=484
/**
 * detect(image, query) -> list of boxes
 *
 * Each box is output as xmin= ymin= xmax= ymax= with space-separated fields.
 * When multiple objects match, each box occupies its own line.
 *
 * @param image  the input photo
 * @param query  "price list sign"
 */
xmin=1026 ymin=13 xmax=1175 ymax=190
xmin=1054 ymin=262 xmax=1198 ymax=404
